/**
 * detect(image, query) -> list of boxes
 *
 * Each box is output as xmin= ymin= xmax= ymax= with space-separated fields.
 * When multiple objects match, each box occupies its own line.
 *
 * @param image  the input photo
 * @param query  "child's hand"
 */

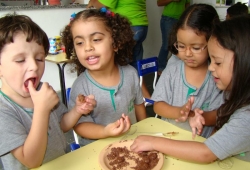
xmin=175 ymin=96 xmax=194 ymax=122
xmin=130 ymin=135 xmax=155 ymax=153
xmin=75 ymin=94 xmax=96 ymax=115
xmin=189 ymin=108 xmax=205 ymax=139
xmin=28 ymin=81 xmax=59 ymax=113
xmin=104 ymin=114 xmax=131 ymax=137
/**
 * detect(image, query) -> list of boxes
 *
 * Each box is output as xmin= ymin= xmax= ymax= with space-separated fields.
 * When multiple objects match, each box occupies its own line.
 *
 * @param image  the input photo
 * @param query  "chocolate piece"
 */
xmin=188 ymin=110 xmax=195 ymax=117
xmin=78 ymin=94 xmax=85 ymax=103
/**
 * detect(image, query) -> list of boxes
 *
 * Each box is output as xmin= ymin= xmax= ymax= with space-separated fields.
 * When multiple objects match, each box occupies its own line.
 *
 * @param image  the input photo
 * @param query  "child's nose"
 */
xmin=84 ymin=43 xmax=94 ymax=52
xmin=208 ymin=63 xmax=214 ymax=72
xmin=28 ymin=59 xmax=39 ymax=71
xmin=185 ymin=47 xmax=193 ymax=57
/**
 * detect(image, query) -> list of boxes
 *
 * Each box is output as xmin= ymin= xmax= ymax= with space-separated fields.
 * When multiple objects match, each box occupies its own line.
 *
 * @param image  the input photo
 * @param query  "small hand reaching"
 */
xmin=130 ymin=135 xmax=156 ymax=153
xmin=175 ymin=96 xmax=194 ymax=122
xmin=189 ymin=108 xmax=205 ymax=139
xmin=104 ymin=114 xmax=131 ymax=137
xmin=75 ymin=94 xmax=96 ymax=115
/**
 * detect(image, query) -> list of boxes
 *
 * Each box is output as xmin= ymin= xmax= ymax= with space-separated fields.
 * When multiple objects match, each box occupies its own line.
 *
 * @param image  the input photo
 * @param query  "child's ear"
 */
xmin=114 ymin=48 xmax=118 ymax=53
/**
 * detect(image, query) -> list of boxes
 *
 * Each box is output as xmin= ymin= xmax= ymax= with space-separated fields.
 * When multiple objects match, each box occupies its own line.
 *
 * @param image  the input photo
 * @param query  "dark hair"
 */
xmin=227 ymin=2 xmax=248 ymax=19
xmin=61 ymin=9 xmax=135 ymax=75
xmin=168 ymin=4 xmax=219 ymax=55
xmin=213 ymin=14 xmax=250 ymax=130
xmin=0 ymin=13 xmax=49 ymax=59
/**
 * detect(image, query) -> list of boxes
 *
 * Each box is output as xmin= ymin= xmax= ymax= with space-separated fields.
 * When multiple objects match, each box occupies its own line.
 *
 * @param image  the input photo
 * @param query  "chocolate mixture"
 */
xmin=78 ymin=94 xmax=86 ymax=103
xmin=106 ymin=146 xmax=159 ymax=170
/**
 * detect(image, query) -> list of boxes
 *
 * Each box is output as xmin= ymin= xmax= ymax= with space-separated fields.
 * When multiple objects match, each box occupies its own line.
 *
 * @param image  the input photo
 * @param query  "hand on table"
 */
xmin=189 ymin=108 xmax=205 ymax=139
xmin=130 ymin=135 xmax=156 ymax=153
xmin=175 ymin=96 xmax=194 ymax=122
xmin=104 ymin=114 xmax=131 ymax=137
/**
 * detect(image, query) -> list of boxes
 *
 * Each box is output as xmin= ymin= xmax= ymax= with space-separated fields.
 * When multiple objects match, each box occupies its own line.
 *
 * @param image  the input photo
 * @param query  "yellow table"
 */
xmin=32 ymin=118 xmax=250 ymax=170
xmin=46 ymin=53 xmax=72 ymax=106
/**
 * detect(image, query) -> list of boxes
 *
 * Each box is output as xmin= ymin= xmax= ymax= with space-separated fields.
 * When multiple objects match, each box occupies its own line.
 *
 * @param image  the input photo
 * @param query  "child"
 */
xmin=61 ymin=8 xmax=147 ymax=146
xmin=131 ymin=14 xmax=250 ymax=163
xmin=0 ymin=14 xmax=96 ymax=169
xmin=87 ymin=0 xmax=151 ymax=100
xmin=226 ymin=2 xmax=248 ymax=20
xmin=151 ymin=4 xmax=223 ymax=138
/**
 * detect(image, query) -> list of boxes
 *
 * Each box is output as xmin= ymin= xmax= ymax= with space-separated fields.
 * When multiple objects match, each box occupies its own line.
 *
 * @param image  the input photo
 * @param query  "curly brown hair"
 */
xmin=60 ymin=9 xmax=135 ymax=75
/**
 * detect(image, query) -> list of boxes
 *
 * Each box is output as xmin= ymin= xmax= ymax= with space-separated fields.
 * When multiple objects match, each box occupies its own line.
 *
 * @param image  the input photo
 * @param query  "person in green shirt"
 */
xmin=157 ymin=0 xmax=190 ymax=75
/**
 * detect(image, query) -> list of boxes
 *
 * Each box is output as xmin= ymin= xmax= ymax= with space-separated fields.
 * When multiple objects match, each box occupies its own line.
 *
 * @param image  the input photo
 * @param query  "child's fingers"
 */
xmin=116 ymin=118 xmax=125 ymax=132
xmin=122 ymin=116 xmax=131 ymax=133
xmin=27 ymin=80 xmax=36 ymax=95
xmin=87 ymin=94 xmax=95 ymax=99
xmin=189 ymin=96 xmax=195 ymax=105
xmin=85 ymin=95 xmax=96 ymax=107
xmin=196 ymin=121 xmax=203 ymax=133
xmin=201 ymin=118 xmax=205 ymax=125
xmin=191 ymin=127 xmax=197 ymax=139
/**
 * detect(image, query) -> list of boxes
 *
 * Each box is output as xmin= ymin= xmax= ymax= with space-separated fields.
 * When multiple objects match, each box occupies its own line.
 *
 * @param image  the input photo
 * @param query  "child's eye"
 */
xmin=15 ymin=60 xmax=24 ymax=63
xmin=192 ymin=47 xmax=202 ymax=51
xmin=74 ymin=40 xmax=83 ymax=46
xmin=93 ymin=38 xmax=101 ymax=42
xmin=215 ymin=63 xmax=221 ymax=66
xmin=76 ymin=42 xmax=83 ymax=45
xmin=178 ymin=45 xmax=185 ymax=49
xmin=36 ymin=58 xmax=44 ymax=62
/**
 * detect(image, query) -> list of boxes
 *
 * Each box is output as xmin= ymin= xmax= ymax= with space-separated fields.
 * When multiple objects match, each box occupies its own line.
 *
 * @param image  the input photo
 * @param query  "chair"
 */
xmin=137 ymin=56 xmax=158 ymax=118
xmin=66 ymin=88 xmax=80 ymax=151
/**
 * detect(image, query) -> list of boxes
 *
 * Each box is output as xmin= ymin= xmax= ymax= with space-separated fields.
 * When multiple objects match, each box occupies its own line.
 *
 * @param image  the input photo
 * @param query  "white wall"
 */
xmin=143 ymin=0 xmax=163 ymax=58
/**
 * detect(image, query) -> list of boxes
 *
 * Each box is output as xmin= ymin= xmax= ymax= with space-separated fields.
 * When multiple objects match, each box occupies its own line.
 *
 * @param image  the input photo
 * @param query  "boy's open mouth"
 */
xmin=24 ymin=78 xmax=36 ymax=88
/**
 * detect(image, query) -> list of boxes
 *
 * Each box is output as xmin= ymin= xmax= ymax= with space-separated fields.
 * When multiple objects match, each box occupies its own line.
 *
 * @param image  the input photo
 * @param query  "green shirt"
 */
xmin=99 ymin=0 xmax=148 ymax=26
xmin=162 ymin=0 xmax=190 ymax=19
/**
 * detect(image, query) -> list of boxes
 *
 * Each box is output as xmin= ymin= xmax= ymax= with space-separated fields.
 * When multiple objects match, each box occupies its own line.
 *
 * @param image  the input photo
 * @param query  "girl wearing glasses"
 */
xmin=151 ymin=4 xmax=223 ymax=138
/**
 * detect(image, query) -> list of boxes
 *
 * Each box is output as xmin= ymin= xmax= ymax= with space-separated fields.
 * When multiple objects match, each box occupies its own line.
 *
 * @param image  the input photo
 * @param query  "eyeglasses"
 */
xmin=174 ymin=42 xmax=207 ymax=54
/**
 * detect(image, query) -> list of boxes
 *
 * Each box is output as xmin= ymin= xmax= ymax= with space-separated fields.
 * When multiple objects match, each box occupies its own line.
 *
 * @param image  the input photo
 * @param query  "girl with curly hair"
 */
xmin=61 ymin=8 xmax=147 ymax=146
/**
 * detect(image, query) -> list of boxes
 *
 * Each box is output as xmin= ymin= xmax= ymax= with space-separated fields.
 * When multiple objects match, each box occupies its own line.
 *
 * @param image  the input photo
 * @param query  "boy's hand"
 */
xmin=75 ymin=94 xmax=96 ymax=115
xmin=175 ymin=96 xmax=194 ymax=122
xmin=28 ymin=81 xmax=59 ymax=113
xmin=104 ymin=114 xmax=131 ymax=137
xmin=189 ymin=108 xmax=205 ymax=139
xmin=130 ymin=135 xmax=155 ymax=153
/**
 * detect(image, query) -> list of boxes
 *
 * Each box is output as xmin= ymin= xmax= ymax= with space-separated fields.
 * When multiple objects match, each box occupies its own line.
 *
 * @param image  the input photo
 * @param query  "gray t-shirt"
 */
xmin=205 ymin=105 xmax=250 ymax=162
xmin=0 ymin=91 xmax=68 ymax=170
xmin=68 ymin=65 xmax=144 ymax=146
xmin=152 ymin=60 xmax=224 ymax=137
xmin=167 ymin=54 xmax=179 ymax=67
